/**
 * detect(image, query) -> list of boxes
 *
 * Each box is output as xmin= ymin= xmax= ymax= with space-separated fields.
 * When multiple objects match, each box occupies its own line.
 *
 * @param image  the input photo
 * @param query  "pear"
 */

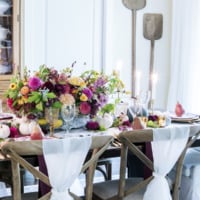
xmin=175 ymin=102 xmax=185 ymax=117
xmin=132 ymin=117 xmax=145 ymax=129
xmin=30 ymin=125 xmax=44 ymax=140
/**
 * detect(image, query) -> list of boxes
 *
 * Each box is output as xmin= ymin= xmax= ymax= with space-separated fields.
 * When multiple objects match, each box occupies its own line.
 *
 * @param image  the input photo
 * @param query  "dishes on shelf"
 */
xmin=0 ymin=0 xmax=10 ymax=15
xmin=0 ymin=26 xmax=9 ymax=42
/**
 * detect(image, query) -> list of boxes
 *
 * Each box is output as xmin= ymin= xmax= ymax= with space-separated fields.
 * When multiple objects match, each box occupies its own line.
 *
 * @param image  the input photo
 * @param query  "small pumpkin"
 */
xmin=96 ymin=113 xmax=113 ymax=129
xmin=19 ymin=117 xmax=38 ymax=135
xmin=0 ymin=124 xmax=10 ymax=138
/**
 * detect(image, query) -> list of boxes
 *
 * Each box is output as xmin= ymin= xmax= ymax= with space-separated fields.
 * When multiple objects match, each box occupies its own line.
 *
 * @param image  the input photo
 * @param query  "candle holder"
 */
xmin=148 ymin=98 xmax=155 ymax=115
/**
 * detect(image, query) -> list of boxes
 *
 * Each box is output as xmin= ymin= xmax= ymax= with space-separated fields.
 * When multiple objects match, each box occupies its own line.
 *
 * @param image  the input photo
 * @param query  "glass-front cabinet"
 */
xmin=0 ymin=0 xmax=20 ymax=99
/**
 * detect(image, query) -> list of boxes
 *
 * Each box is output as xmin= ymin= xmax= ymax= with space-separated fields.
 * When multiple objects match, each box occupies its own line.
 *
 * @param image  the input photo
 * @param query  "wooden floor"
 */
xmin=0 ymin=157 xmax=120 ymax=199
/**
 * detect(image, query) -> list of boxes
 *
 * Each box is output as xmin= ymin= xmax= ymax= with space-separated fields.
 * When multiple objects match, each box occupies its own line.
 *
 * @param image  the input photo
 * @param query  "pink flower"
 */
xmin=7 ymin=98 xmax=13 ymax=110
xmin=9 ymin=126 xmax=19 ymax=138
xmin=28 ymin=77 xmax=42 ymax=90
xmin=79 ymin=102 xmax=91 ymax=115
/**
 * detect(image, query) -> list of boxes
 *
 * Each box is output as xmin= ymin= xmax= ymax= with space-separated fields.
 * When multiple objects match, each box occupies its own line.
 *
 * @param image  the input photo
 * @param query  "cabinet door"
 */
xmin=0 ymin=0 xmax=20 ymax=100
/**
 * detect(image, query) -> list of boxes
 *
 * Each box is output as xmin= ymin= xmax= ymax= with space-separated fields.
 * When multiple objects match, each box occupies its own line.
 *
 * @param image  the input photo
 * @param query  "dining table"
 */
xmin=1 ymin=113 xmax=200 ymax=200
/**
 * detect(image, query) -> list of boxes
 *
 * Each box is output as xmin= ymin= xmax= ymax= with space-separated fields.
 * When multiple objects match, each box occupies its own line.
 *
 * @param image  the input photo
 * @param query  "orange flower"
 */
xmin=59 ymin=93 xmax=75 ymax=105
xmin=72 ymin=89 xmax=78 ymax=94
xmin=20 ymin=86 xmax=30 ymax=96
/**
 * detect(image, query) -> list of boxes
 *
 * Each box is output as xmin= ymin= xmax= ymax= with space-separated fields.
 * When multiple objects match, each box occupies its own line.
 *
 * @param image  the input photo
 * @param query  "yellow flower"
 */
xmin=54 ymin=119 xmax=63 ymax=128
xmin=18 ymin=98 xmax=24 ymax=105
xmin=68 ymin=77 xmax=86 ymax=87
xmin=38 ymin=119 xmax=63 ymax=128
xmin=9 ymin=83 xmax=17 ymax=90
xmin=38 ymin=119 xmax=47 ymax=125
xmin=22 ymin=96 xmax=28 ymax=103
xmin=80 ymin=93 xmax=88 ymax=101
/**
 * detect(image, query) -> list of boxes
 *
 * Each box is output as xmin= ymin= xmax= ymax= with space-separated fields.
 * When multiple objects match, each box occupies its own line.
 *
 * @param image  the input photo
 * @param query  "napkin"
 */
xmin=43 ymin=136 xmax=91 ymax=200
xmin=143 ymin=126 xmax=189 ymax=200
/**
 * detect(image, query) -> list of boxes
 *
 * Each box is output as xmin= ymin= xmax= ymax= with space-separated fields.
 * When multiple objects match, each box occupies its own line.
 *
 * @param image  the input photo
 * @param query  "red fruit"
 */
xmin=30 ymin=126 xmax=43 ymax=140
xmin=30 ymin=132 xmax=43 ymax=140
xmin=175 ymin=102 xmax=185 ymax=117
xmin=132 ymin=117 xmax=145 ymax=130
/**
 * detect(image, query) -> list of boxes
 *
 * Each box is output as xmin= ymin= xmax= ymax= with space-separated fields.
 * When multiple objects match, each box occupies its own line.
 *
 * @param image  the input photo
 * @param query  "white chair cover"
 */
xmin=180 ymin=147 xmax=200 ymax=200
xmin=143 ymin=126 xmax=189 ymax=200
xmin=43 ymin=136 xmax=91 ymax=200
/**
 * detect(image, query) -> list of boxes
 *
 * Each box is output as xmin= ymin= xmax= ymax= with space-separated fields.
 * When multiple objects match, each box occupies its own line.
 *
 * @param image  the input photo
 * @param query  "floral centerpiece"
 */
xmin=5 ymin=64 xmax=124 ymax=123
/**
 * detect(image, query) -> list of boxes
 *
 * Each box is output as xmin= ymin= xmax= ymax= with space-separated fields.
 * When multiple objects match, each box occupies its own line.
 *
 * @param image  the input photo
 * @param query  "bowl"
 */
xmin=0 ymin=64 xmax=11 ymax=74
xmin=0 ymin=27 xmax=9 ymax=41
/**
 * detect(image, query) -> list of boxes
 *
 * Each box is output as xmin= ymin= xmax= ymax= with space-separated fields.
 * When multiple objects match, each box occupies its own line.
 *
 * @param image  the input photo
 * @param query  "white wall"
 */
xmin=23 ymin=0 xmax=103 ymax=74
xmin=103 ymin=0 xmax=172 ymax=109
xmin=22 ymin=0 xmax=172 ymax=109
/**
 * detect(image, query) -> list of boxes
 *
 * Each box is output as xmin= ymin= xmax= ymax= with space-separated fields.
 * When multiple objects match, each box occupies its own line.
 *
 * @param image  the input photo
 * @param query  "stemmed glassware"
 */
xmin=45 ymin=107 xmax=59 ymax=137
xmin=128 ymin=98 xmax=142 ymax=119
xmin=61 ymin=104 xmax=76 ymax=135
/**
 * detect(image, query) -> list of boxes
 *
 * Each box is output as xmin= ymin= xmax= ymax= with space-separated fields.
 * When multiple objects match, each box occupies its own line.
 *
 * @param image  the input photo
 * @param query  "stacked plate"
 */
xmin=170 ymin=113 xmax=200 ymax=123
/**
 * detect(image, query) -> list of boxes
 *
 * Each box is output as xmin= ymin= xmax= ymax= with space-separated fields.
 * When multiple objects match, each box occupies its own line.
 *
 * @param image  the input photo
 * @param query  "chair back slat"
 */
xmin=1 ymin=135 xmax=113 ymax=200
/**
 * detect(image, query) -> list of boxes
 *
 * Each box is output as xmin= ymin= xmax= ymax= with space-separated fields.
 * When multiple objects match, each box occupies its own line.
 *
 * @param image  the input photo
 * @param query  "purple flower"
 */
xmin=90 ymin=100 xmax=100 ymax=117
xmin=82 ymin=88 xmax=93 ymax=99
xmin=41 ymin=81 xmax=54 ymax=91
xmin=28 ymin=77 xmax=42 ymax=90
xmin=98 ymin=93 xmax=108 ymax=107
xmin=55 ymin=84 xmax=66 ymax=95
xmin=94 ymin=77 xmax=107 ymax=88
xmin=86 ymin=121 xmax=100 ymax=130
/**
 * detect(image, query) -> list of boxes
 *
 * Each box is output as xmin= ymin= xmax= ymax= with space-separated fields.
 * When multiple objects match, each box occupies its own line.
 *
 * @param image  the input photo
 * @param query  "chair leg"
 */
xmin=96 ymin=159 xmax=112 ymax=180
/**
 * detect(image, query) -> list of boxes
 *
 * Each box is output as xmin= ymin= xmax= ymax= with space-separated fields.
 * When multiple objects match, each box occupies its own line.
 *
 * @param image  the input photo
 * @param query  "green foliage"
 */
xmin=100 ymin=103 xmax=115 ymax=115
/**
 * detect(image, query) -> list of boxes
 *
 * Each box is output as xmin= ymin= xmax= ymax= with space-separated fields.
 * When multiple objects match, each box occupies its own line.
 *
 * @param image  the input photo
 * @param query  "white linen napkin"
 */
xmin=143 ymin=126 xmax=189 ymax=200
xmin=42 ymin=136 xmax=91 ymax=200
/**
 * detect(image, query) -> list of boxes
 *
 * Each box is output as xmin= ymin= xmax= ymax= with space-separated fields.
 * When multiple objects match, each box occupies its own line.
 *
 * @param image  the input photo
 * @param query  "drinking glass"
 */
xmin=61 ymin=104 xmax=76 ymax=135
xmin=128 ymin=98 xmax=142 ymax=120
xmin=45 ymin=107 xmax=59 ymax=137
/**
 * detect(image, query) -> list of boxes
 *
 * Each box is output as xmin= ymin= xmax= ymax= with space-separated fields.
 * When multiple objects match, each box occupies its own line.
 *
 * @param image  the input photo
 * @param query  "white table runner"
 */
xmin=143 ymin=126 xmax=189 ymax=200
xmin=42 ymin=136 xmax=91 ymax=200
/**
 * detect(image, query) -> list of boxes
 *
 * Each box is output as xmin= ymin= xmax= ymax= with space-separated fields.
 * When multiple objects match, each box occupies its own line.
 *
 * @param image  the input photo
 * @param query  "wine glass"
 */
xmin=128 ymin=98 xmax=142 ymax=121
xmin=61 ymin=104 xmax=76 ymax=135
xmin=45 ymin=107 xmax=59 ymax=137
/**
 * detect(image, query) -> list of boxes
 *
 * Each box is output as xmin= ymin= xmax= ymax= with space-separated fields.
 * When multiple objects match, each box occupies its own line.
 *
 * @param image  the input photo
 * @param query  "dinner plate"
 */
xmin=170 ymin=113 xmax=199 ymax=123
xmin=0 ymin=112 xmax=14 ymax=120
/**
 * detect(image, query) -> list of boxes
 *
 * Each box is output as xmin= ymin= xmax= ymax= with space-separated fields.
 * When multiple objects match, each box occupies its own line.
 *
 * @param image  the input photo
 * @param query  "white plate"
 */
xmin=0 ymin=112 xmax=14 ymax=120
xmin=170 ymin=113 xmax=199 ymax=123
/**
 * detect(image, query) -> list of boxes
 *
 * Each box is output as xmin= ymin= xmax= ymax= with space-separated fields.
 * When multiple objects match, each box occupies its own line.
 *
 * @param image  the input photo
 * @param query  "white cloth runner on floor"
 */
xmin=43 ymin=136 xmax=92 ymax=200
xmin=143 ymin=126 xmax=190 ymax=200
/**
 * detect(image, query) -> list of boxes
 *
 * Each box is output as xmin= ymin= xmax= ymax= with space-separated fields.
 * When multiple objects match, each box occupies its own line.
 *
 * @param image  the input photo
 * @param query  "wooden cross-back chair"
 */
xmin=93 ymin=128 xmax=200 ymax=200
xmin=1 ymin=135 xmax=113 ymax=200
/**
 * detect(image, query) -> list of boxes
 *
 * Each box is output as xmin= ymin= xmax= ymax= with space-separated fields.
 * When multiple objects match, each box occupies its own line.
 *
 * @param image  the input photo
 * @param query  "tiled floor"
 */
xmin=0 ymin=157 xmax=120 ymax=198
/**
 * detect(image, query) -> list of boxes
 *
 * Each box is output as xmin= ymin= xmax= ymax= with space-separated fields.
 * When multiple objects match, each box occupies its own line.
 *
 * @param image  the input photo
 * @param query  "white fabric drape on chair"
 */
xmin=43 ymin=137 xmax=91 ymax=200
xmin=143 ymin=126 xmax=189 ymax=200
xmin=167 ymin=0 xmax=200 ymax=113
